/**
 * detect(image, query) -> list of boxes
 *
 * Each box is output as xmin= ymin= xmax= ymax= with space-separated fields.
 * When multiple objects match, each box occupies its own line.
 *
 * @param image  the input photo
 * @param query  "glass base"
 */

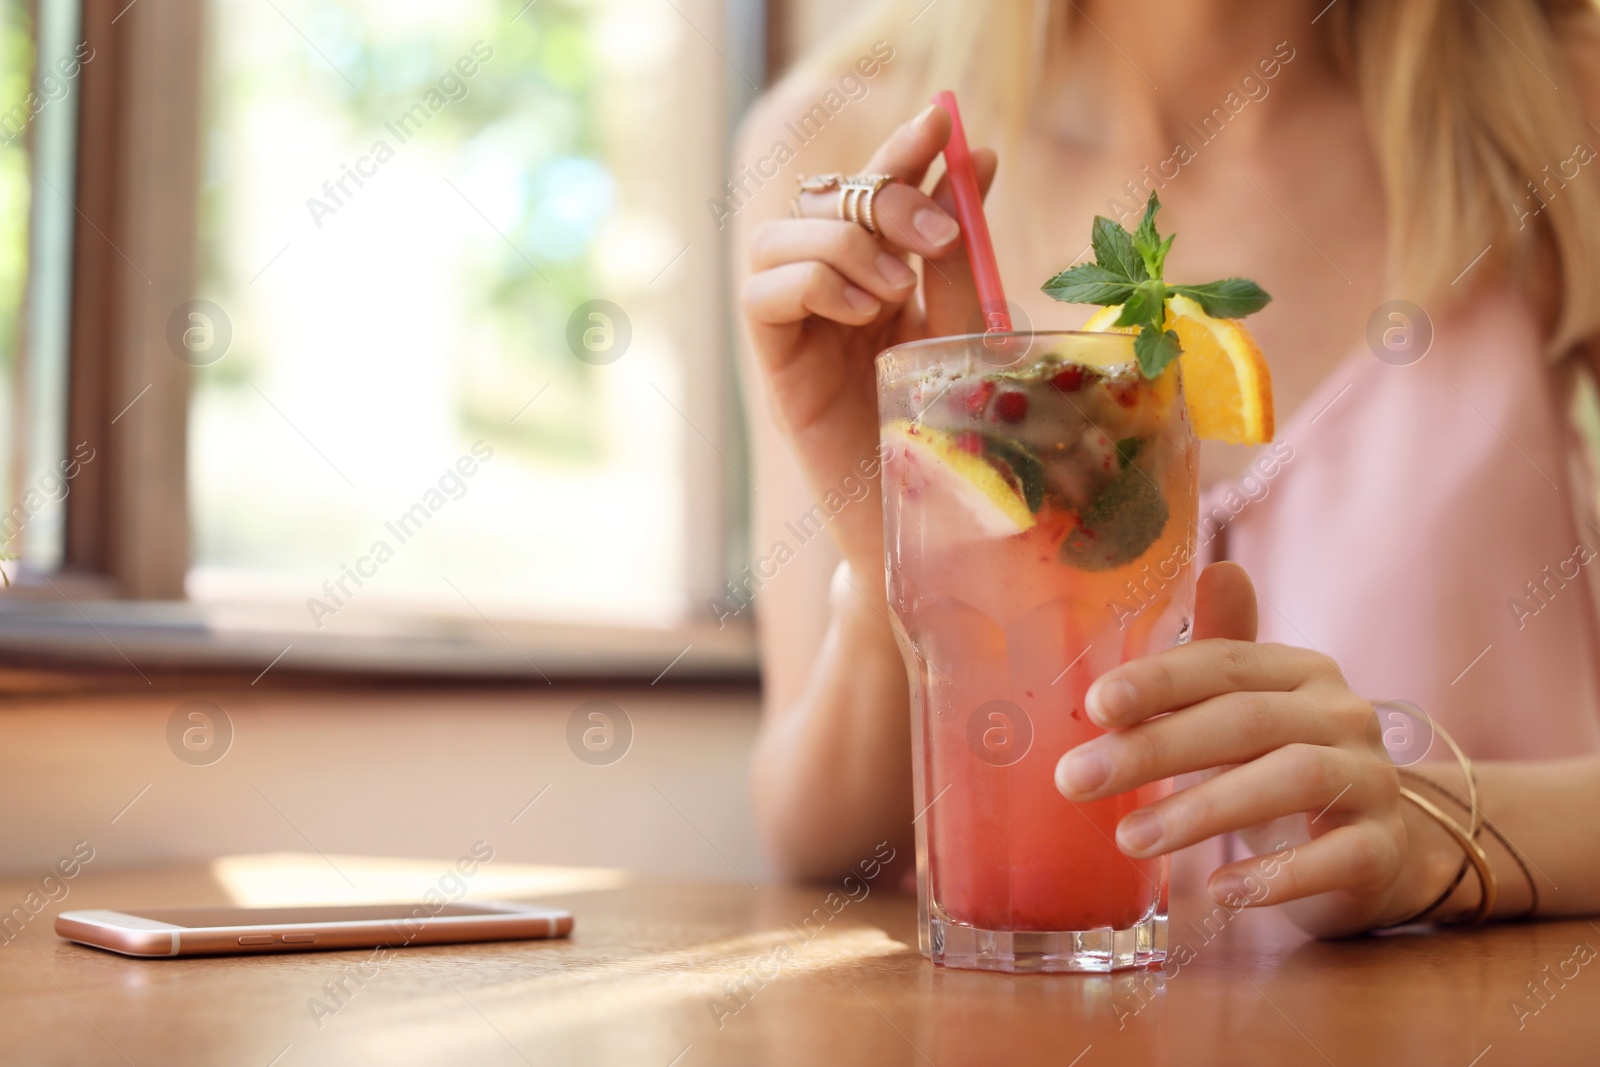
xmin=927 ymin=908 xmax=1166 ymax=974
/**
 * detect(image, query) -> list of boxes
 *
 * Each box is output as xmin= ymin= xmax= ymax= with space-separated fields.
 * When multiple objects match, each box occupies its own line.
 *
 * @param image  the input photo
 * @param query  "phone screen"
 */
xmin=123 ymin=903 xmax=506 ymax=928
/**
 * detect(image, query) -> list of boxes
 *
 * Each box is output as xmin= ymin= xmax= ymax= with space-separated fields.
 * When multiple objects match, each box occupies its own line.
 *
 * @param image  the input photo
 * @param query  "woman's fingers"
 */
xmin=1056 ymin=690 xmax=1352 ymax=801
xmin=793 ymin=181 xmax=961 ymax=259
xmin=861 ymin=101 xmax=951 ymax=183
xmin=922 ymin=146 xmax=999 ymax=338
xmin=793 ymin=105 xmax=965 ymax=259
xmin=1110 ymin=743 xmax=1378 ymax=858
xmin=742 ymin=261 xmax=881 ymax=339
xmin=1206 ymin=822 xmax=1403 ymax=907
xmin=1085 ymin=638 xmax=1340 ymax=729
xmin=1191 ymin=561 xmax=1259 ymax=643
xmin=749 ymin=219 xmax=919 ymax=303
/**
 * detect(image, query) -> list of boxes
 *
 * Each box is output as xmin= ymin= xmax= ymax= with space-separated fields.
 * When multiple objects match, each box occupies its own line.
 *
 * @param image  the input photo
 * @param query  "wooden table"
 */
xmin=4 ymin=859 xmax=1597 ymax=1066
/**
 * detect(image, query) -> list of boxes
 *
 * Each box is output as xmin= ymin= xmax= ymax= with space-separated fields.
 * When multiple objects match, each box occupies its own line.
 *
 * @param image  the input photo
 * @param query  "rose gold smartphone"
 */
xmin=56 ymin=901 xmax=574 ymax=958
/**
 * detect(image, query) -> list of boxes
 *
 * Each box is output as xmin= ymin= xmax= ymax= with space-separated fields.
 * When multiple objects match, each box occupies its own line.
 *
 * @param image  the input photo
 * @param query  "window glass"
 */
xmin=1 ymin=0 xmax=83 ymax=577
xmin=190 ymin=0 xmax=722 ymax=627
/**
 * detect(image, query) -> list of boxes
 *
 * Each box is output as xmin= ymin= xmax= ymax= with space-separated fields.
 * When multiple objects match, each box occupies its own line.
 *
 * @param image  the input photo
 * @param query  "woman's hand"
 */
xmin=1055 ymin=563 xmax=1438 ymax=938
xmin=739 ymin=104 xmax=997 ymax=580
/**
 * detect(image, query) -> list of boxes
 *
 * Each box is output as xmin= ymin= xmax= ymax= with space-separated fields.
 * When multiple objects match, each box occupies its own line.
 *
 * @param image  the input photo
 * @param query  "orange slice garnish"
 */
xmin=1081 ymin=293 xmax=1274 ymax=444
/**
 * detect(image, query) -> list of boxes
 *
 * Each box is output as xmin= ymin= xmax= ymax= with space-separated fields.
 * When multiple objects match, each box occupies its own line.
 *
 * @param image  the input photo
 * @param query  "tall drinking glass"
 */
xmin=877 ymin=330 xmax=1199 ymax=973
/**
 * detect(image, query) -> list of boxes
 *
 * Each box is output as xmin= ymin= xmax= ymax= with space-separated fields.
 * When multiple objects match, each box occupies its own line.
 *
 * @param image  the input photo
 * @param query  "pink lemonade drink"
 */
xmin=878 ymin=330 xmax=1199 ymax=973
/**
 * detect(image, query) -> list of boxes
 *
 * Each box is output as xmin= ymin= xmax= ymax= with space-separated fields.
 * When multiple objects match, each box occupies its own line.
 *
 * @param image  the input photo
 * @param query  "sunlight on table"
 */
xmin=211 ymin=852 xmax=631 ymax=907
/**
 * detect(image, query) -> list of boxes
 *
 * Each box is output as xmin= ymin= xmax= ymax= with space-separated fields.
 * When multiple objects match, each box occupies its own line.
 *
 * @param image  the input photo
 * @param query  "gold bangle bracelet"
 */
xmin=1377 ymin=715 xmax=1489 ymax=928
xmin=1395 ymin=786 xmax=1498 ymax=925
xmin=1387 ymin=768 xmax=1471 ymax=927
xmin=1429 ymin=720 xmax=1481 ymax=837
xmin=1387 ymin=851 xmax=1471 ymax=929
xmin=1399 ymin=768 xmax=1540 ymax=919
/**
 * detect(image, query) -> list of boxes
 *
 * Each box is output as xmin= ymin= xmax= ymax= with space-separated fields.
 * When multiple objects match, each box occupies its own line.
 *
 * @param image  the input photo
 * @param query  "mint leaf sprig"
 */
xmin=1040 ymin=193 xmax=1271 ymax=379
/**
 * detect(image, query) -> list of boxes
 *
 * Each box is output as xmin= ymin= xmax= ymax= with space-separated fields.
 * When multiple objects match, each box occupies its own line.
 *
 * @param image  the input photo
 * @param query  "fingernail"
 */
xmin=914 ymin=208 xmax=959 ymax=247
xmin=912 ymin=103 xmax=938 ymax=130
xmin=843 ymin=285 xmax=879 ymax=314
xmin=1117 ymin=811 xmax=1163 ymax=853
xmin=1210 ymin=874 xmax=1248 ymax=906
xmin=876 ymin=252 xmax=916 ymax=288
xmin=1058 ymin=749 xmax=1110 ymax=796
xmin=1087 ymin=678 xmax=1137 ymax=724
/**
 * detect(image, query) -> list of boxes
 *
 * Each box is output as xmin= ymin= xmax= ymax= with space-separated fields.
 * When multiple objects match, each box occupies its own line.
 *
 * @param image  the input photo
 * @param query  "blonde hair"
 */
xmin=795 ymin=0 xmax=1600 ymax=358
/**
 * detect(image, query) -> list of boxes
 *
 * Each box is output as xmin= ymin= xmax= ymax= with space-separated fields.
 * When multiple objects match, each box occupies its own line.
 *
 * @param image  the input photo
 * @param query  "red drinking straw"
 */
xmin=932 ymin=90 xmax=1012 ymax=334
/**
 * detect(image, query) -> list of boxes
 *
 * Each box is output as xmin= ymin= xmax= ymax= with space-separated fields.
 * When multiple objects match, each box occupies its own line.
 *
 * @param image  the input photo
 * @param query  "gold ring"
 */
xmin=840 ymin=174 xmax=897 ymax=237
xmin=791 ymin=173 xmax=899 ymax=236
xmin=791 ymin=173 xmax=842 ymax=219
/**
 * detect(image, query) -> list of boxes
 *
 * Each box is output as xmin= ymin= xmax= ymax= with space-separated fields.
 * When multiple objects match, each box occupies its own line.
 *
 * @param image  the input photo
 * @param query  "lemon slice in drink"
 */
xmin=881 ymin=420 xmax=1035 ymax=539
xmin=1082 ymin=293 xmax=1275 ymax=444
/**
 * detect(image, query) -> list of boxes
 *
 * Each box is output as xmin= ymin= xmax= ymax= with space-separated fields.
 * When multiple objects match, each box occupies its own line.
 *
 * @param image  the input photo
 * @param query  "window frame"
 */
xmin=61 ymin=0 xmax=200 ymax=599
xmin=0 ymin=0 xmax=766 ymax=683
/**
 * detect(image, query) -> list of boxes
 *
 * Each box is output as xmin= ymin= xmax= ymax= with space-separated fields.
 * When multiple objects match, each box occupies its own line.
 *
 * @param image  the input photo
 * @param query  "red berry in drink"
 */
xmin=1108 ymin=379 xmax=1141 ymax=408
xmin=957 ymin=380 xmax=996 ymax=418
xmin=1050 ymin=366 xmax=1087 ymax=392
xmin=954 ymin=430 xmax=983 ymax=455
xmin=995 ymin=391 xmax=1029 ymax=423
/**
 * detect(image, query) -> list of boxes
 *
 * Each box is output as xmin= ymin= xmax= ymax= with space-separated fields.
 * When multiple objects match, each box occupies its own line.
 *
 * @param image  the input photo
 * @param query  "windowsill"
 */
xmin=0 ymin=580 xmax=757 ymax=684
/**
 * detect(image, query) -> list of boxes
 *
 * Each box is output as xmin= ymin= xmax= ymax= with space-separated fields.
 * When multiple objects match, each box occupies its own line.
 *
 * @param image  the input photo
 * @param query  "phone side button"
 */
xmin=238 ymin=935 xmax=276 ymax=946
xmin=281 ymin=934 xmax=318 ymax=944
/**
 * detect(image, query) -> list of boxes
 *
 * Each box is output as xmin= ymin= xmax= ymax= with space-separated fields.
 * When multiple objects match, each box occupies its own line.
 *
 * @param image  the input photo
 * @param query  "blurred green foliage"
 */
xmin=0 ymin=0 xmax=32 ymax=393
